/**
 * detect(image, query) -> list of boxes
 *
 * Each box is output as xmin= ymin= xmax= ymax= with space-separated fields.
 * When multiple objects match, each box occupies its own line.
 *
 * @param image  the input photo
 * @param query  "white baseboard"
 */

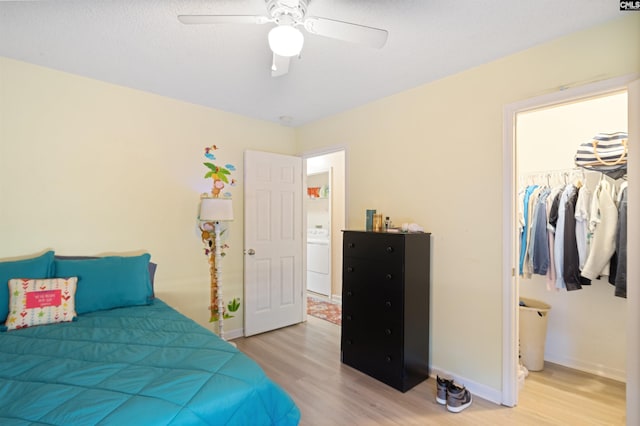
xmin=543 ymin=353 xmax=626 ymax=383
xmin=430 ymin=365 xmax=503 ymax=406
xmin=224 ymin=328 xmax=244 ymax=341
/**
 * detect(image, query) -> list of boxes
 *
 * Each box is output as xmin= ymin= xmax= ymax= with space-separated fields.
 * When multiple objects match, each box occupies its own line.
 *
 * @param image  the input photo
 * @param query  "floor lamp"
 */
xmin=199 ymin=197 xmax=234 ymax=340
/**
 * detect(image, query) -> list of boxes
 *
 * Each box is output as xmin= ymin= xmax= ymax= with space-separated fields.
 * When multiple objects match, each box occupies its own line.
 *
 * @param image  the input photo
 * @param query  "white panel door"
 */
xmin=244 ymin=150 xmax=303 ymax=336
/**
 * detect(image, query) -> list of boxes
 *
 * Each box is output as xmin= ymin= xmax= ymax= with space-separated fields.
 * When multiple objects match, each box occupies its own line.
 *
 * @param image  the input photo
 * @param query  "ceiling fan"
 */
xmin=178 ymin=0 xmax=388 ymax=77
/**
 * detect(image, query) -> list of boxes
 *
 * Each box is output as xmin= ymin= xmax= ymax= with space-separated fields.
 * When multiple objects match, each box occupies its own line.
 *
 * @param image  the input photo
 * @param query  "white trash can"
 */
xmin=519 ymin=298 xmax=551 ymax=372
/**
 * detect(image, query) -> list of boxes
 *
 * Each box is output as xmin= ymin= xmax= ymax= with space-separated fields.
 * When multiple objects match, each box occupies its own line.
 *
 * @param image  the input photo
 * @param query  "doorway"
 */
xmin=516 ymin=92 xmax=627 ymax=383
xmin=502 ymin=75 xmax=639 ymax=412
xmin=304 ymin=149 xmax=346 ymax=302
xmin=306 ymin=169 xmax=331 ymax=297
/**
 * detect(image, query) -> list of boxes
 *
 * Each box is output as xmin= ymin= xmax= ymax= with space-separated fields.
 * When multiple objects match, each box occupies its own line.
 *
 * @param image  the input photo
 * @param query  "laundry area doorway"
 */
xmin=304 ymin=149 xmax=346 ymax=305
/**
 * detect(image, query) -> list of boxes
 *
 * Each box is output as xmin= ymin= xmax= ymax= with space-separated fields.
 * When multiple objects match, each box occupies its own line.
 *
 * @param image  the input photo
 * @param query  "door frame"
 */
xmin=502 ymin=74 xmax=639 ymax=407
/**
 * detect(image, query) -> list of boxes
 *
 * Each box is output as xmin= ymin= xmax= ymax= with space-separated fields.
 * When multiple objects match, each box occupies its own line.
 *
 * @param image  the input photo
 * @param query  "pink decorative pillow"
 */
xmin=4 ymin=277 xmax=77 ymax=331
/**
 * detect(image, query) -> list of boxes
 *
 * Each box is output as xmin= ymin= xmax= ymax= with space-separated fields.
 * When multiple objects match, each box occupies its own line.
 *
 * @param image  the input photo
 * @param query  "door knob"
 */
xmin=246 ymin=249 xmax=256 ymax=255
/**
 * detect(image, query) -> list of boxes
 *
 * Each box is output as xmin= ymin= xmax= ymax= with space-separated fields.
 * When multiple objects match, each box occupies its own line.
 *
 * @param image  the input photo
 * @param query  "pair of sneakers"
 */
xmin=436 ymin=376 xmax=472 ymax=413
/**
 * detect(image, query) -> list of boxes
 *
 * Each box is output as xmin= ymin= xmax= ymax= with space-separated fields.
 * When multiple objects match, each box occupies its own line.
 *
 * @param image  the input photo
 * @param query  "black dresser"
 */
xmin=341 ymin=230 xmax=431 ymax=392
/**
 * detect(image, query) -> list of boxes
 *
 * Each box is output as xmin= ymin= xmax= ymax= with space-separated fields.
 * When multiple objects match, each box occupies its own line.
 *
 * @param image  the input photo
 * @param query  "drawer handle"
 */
xmin=385 ymin=274 xmax=393 ymax=280
xmin=385 ymin=328 xmax=392 ymax=336
xmin=386 ymin=246 xmax=394 ymax=253
xmin=348 ymin=243 xmax=355 ymax=248
xmin=347 ymin=266 xmax=354 ymax=273
xmin=385 ymin=356 xmax=392 ymax=363
xmin=346 ymin=291 xmax=352 ymax=297
xmin=385 ymin=301 xmax=392 ymax=308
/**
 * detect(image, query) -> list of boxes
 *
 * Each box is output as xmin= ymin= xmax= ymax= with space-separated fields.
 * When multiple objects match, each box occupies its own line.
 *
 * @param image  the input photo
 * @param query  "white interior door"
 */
xmin=244 ymin=150 xmax=303 ymax=336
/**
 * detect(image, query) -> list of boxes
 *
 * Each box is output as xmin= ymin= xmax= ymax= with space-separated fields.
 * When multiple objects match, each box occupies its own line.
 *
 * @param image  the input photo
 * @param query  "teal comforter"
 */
xmin=0 ymin=299 xmax=300 ymax=425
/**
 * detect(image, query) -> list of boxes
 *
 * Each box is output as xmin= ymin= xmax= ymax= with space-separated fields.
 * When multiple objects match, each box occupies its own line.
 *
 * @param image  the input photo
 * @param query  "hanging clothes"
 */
xmin=581 ymin=179 xmax=618 ymax=280
xmin=519 ymin=168 xmax=627 ymax=298
xmin=574 ymin=185 xmax=592 ymax=269
xmin=519 ymin=185 xmax=539 ymax=276
xmin=545 ymin=185 xmax=564 ymax=292
xmin=614 ymin=183 xmax=628 ymax=298
xmin=530 ymin=188 xmax=552 ymax=275
xmin=563 ymin=185 xmax=591 ymax=290
xmin=523 ymin=186 xmax=544 ymax=277
xmin=554 ymin=184 xmax=576 ymax=290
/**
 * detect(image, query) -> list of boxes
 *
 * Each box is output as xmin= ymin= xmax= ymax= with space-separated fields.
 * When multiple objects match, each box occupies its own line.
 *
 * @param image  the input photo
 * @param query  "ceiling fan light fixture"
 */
xmin=268 ymin=25 xmax=304 ymax=57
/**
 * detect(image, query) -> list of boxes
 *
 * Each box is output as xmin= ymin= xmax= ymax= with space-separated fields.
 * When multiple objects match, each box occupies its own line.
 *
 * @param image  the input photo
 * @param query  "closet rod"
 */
xmin=519 ymin=168 xmax=584 ymax=187
xmin=520 ymin=167 xmax=582 ymax=177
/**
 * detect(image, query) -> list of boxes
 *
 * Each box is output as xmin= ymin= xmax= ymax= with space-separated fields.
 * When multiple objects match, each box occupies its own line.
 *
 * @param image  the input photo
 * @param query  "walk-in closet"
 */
xmin=516 ymin=90 xmax=628 ymax=388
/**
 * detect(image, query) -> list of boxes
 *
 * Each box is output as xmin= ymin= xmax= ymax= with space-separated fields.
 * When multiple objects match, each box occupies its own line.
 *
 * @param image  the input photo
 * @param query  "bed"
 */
xmin=0 ymin=251 xmax=300 ymax=425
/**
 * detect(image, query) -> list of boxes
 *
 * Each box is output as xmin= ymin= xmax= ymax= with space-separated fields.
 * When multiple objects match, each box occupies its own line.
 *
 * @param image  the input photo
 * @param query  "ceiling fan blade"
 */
xmin=303 ymin=17 xmax=388 ymax=49
xmin=178 ymin=15 xmax=270 ymax=25
xmin=271 ymin=53 xmax=291 ymax=77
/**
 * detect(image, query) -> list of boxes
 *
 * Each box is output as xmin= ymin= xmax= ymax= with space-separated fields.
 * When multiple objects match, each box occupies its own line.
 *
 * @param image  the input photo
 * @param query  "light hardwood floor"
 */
xmin=233 ymin=316 xmax=625 ymax=425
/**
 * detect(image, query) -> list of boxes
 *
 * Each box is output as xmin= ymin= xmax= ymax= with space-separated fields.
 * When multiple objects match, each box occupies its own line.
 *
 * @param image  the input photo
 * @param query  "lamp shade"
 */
xmin=268 ymin=25 xmax=304 ymax=57
xmin=199 ymin=198 xmax=234 ymax=222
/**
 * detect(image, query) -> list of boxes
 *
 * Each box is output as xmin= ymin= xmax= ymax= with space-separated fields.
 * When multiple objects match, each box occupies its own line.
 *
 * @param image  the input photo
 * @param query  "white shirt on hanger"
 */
xmin=581 ymin=179 xmax=618 ymax=280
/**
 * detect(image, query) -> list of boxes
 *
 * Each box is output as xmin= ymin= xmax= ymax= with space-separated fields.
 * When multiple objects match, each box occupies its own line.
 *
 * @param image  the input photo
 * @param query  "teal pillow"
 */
xmin=55 ymin=255 xmax=157 ymax=298
xmin=54 ymin=253 xmax=153 ymax=314
xmin=0 ymin=251 xmax=55 ymax=322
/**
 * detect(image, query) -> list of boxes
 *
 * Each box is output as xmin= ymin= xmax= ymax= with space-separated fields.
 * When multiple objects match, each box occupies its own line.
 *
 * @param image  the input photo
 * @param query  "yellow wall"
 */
xmin=0 ymin=57 xmax=296 ymax=333
xmin=296 ymin=15 xmax=640 ymax=390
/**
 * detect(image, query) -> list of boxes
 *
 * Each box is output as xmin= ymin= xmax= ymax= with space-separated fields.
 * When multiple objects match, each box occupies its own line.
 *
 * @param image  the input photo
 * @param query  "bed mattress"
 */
xmin=0 ymin=299 xmax=300 ymax=425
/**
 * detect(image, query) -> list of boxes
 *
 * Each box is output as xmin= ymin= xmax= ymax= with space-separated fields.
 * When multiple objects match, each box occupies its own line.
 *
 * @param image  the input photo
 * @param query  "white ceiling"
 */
xmin=0 ymin=0 xmax=624 ymax=127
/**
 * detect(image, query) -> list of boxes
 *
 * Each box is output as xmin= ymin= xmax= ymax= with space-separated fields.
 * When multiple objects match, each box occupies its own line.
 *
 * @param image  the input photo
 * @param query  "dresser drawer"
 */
xmin=343 ymin=257 xmax=403 ymax=290
xmin=343 ymin=232 xmax=404 ymax=262
xmin=342 ymin=338 xmax=403 ymax=387
xmin=342 ymin=299 xmax=402 ymax=337
xmin=343 ymin=290 xmax=403 ymax=319
xmin=343 ymin=294 xmax=401 ymax=325
xmin=342 ymin=334 xmax=402 ymax=368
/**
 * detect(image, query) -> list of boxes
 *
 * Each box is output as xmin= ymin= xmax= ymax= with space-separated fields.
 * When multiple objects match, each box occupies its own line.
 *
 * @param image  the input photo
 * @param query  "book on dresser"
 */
xmin=341 ymin=230 xmax=431 ymax=392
